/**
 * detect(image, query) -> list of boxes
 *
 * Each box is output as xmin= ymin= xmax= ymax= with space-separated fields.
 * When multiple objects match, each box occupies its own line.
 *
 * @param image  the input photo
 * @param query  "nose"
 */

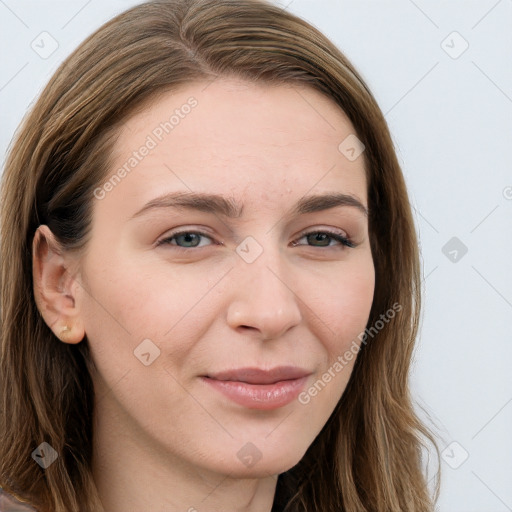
xmin=226 ymin=254 xmax=303 ymax=341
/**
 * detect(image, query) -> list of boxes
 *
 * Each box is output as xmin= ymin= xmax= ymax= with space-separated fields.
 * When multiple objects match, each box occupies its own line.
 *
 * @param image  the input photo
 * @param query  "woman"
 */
xmin=0 ymin=0 xmax=440 ymax=510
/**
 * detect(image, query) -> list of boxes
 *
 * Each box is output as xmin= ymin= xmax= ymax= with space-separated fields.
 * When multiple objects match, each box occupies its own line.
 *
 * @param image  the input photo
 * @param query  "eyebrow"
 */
xmin=131 ymin=191 xmax=368 ymax=220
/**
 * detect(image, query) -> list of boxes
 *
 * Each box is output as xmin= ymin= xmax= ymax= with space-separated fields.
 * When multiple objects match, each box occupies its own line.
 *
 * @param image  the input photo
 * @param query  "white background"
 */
xmin=1 ymin=1 xmax=511 ymax=511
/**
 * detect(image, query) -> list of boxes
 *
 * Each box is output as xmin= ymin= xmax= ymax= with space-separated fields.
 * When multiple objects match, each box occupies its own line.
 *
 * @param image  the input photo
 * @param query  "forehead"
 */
xmin=99 ymin=78 xmax=367 ymax=217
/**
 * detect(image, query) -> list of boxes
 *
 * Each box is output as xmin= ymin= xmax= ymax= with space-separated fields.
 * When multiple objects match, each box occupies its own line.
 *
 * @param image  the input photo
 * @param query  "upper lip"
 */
xmin=206 ymin=366 xmax=311 ymax=384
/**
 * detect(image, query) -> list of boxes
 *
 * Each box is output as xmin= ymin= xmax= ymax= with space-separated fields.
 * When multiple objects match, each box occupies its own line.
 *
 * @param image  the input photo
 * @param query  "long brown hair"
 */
xmin=0 ymin=0 xmax=441 ymax=510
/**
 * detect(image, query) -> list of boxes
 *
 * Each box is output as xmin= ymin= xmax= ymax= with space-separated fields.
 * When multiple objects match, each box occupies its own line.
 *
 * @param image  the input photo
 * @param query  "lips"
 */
xmin=206 ymin=366 xmax=311 ymax=384
xmin=202 ymin=366 xmax=311 ymax=410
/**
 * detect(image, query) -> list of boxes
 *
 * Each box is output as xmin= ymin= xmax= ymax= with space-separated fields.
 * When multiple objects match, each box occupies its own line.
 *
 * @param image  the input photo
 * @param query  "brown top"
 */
xmin=0 ymin=489 xmax=36 ymax=512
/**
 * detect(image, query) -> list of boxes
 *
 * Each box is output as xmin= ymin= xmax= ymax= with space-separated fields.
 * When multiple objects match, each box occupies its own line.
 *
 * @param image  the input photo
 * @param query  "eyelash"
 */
xmin=156 ymin=228 xmax=356 ymax=250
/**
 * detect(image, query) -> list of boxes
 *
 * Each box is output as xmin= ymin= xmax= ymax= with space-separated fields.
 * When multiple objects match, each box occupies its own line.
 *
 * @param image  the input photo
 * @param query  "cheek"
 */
xmin=77 ymin=252 xmax=219 ymax=374
xmin=311 ymin=257 xmax=375 ymax=360
xmin=296 ymin=259 xmax=374 ymax=412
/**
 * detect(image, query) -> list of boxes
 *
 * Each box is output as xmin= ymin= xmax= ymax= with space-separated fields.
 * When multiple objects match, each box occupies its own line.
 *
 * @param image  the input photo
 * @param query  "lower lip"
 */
xmin=202 ymin=376 xmax=309 ymax=410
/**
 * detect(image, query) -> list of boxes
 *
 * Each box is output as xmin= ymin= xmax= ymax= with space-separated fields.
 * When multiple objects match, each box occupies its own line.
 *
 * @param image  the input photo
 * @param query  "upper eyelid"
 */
xmin=157 ymin=227 xmax=355 ymax=247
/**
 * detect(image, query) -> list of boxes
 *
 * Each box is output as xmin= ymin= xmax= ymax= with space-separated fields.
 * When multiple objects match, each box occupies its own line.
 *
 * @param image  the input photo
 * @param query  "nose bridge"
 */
xmin=226 ymin=238 xmax=302 ymax=339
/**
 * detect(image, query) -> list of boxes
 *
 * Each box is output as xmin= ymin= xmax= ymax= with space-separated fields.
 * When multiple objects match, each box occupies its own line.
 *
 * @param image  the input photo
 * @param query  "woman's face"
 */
xmin=75 ymin=78 xmax=374 ymax=478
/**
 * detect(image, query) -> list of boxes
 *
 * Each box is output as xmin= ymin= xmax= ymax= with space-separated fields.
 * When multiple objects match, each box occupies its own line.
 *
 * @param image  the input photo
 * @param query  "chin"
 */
xmin=212 ymin=436 xmax=311 ymax=479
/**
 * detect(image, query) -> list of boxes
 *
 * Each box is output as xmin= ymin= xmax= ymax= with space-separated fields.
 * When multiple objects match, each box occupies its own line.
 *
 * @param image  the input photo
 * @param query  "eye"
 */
xmin=156 ymin=230 xmax=215 ymax=249
xmin=156 ymin=228 xmax=357 ymax=251
xmin=291 ymin=229 xmax=356 ymax=249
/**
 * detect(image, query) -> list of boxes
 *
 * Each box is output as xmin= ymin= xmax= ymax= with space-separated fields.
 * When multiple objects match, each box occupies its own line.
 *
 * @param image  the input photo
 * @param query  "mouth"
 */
xmin=201 ymin=366 xmax=311 ymax=410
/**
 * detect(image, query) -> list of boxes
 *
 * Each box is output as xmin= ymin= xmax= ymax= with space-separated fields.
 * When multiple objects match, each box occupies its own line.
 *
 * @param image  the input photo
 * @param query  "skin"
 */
xmin=33 ymin=78 xmax=375 ymax=512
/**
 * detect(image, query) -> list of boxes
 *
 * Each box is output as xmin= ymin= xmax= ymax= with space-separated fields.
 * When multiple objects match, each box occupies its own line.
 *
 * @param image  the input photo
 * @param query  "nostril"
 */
xmin=238 ymin=325 xmax=257 ymax=333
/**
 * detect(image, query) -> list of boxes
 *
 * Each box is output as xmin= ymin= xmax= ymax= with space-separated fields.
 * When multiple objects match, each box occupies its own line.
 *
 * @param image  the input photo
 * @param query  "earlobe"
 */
xmin=57 ymin=324 xmax=81 ymax=344
xmin=32 ymin=225 xmax=85 ymax=344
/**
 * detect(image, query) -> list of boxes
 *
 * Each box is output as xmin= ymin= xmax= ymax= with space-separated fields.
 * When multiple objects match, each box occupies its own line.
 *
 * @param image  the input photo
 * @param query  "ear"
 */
xmin=32 ymin=225 xmax=85 ymax=344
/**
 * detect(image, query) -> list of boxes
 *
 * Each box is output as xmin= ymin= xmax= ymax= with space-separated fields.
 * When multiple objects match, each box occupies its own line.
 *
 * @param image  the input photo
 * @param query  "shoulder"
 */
xmin=0 ymin=487 xmax=37 ymax=511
